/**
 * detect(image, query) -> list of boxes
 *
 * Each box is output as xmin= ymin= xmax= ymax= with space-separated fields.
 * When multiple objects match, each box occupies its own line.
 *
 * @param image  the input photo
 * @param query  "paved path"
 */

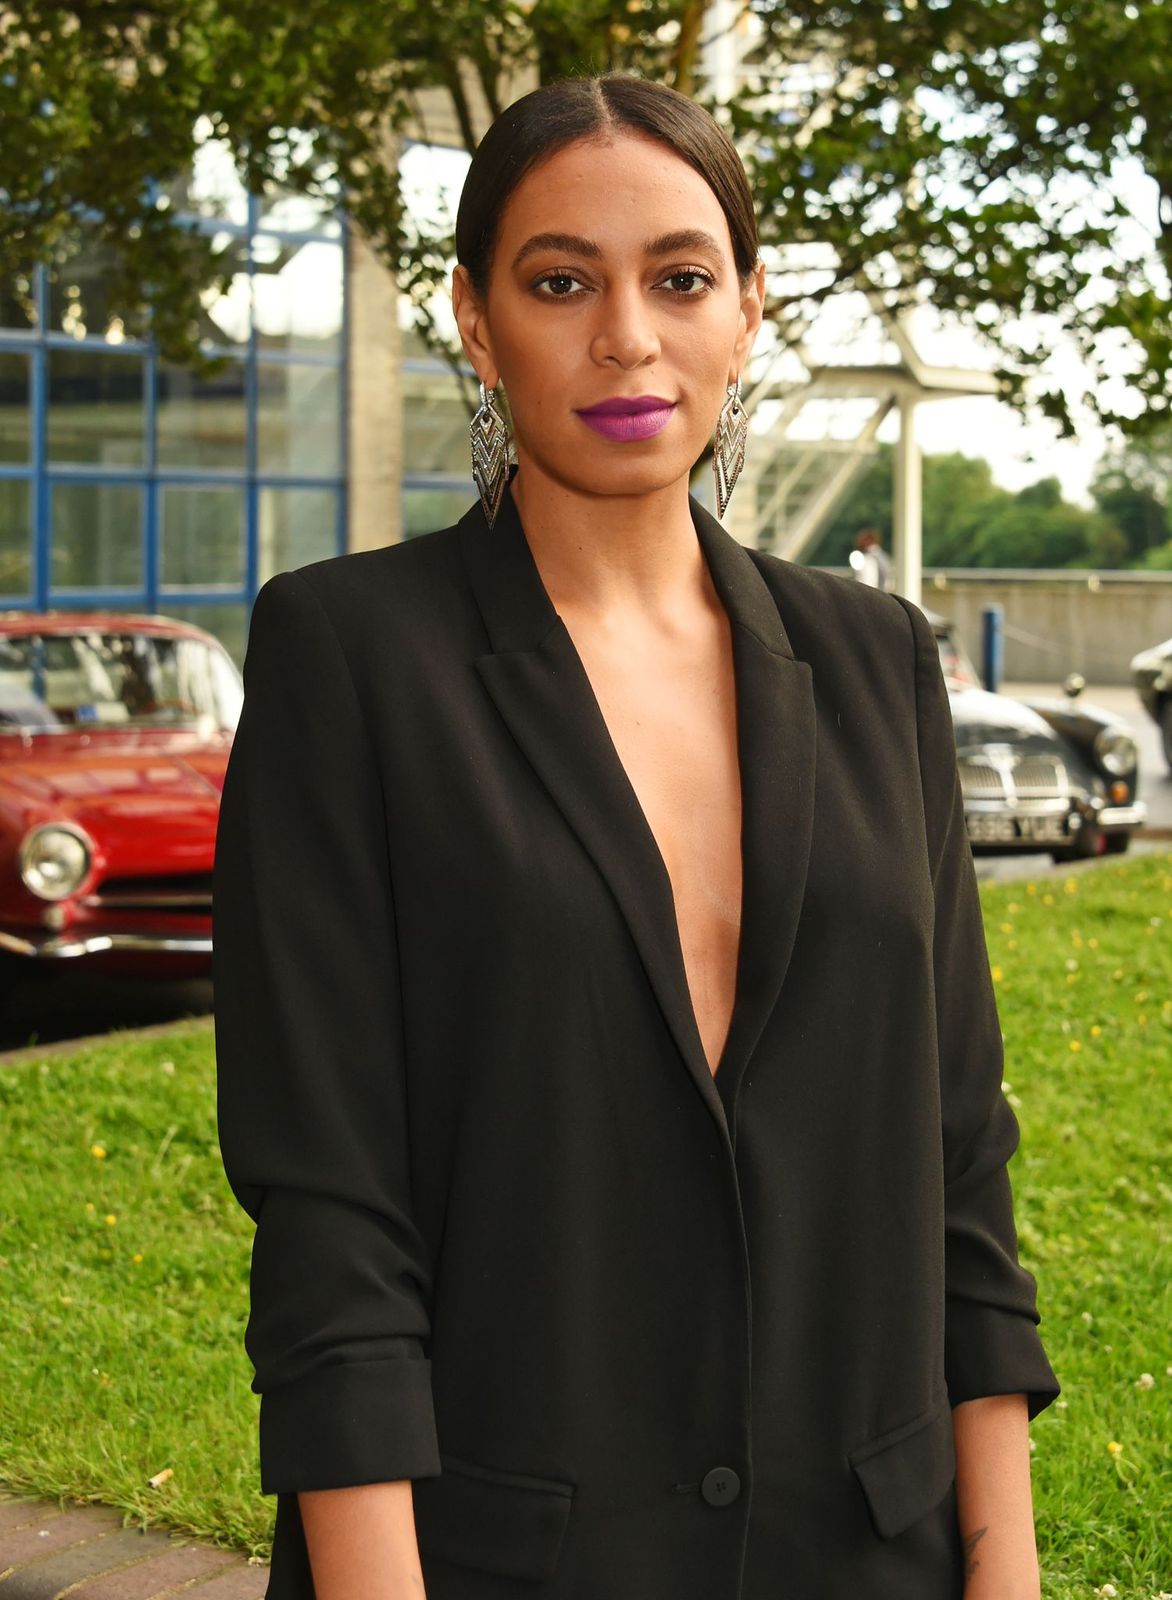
xmin=0 ymin=1491 xmax=268 ymax=1599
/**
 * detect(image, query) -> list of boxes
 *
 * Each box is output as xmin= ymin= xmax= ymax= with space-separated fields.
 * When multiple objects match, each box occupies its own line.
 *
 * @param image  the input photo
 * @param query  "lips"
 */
xmin=579 ymin=388 xmax=678 ymax=412
xmin=575 ymin=395 xmax=677 ymax=443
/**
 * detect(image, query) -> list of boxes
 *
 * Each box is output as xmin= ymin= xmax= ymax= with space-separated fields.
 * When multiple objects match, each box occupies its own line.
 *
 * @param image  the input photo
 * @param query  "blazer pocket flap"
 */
xmin=413 ymin=1451 xmax=575 ymax=1582
xmin=848 ymin=1399 xmax=956 ymax=1540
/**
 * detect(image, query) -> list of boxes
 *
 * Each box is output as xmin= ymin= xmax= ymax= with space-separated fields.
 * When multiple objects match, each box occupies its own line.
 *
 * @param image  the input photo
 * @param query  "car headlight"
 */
xmin=18 ymin=824 xmax=93 ymax=901
xmin=1093 ymin=729 xmax=1137 ymax=776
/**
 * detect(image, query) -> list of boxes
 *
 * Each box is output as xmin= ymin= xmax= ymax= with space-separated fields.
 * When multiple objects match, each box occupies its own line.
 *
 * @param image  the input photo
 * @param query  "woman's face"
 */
xmin=452 ymin=131 xmax=766 ymax=500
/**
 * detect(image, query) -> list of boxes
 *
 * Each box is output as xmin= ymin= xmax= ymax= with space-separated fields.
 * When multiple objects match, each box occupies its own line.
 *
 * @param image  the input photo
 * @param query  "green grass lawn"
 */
xmin=0 ymin=854 xmax=1169 ymax=1594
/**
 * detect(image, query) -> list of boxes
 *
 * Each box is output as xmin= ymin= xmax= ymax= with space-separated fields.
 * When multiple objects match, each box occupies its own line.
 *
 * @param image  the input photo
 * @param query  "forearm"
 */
xmin=299 ymin=1480 xmax=427 ymax=1600
xmin=952 ymin=1392 xmax=1039 ymax=1600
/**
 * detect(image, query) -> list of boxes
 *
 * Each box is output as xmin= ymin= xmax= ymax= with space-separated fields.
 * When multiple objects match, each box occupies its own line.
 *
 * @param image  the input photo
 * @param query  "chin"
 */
xmin=525 ymin=442 xmax=701 ymax=500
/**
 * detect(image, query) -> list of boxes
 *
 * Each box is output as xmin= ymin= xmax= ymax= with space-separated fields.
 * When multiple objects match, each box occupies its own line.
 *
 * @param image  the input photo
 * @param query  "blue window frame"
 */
xmin=0 ymin=189 xmax=349 ymax=662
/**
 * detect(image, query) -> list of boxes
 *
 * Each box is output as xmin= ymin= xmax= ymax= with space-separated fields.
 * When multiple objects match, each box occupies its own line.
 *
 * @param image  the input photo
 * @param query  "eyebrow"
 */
xmin=511 ymin=229 xmax=726 ymax=270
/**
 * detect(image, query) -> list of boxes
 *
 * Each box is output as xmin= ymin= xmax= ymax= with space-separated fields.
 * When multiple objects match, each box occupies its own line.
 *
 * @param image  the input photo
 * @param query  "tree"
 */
xmin=2 ymin=0 xmax=1168 ymax=430
xmin=813 ymin=448 xmax=1133 ymax=568
xmin=967 ymin=480 xmax=1126 ymax=568
xmin=1090 ymin=429 xmax=1172 ymax=561
xmin=812 ymin=446 xmax=1014 ymax=566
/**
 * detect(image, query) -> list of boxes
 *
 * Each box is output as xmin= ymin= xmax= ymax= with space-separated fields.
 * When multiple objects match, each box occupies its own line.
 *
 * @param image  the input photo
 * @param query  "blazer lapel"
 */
xmin=459 ymin=480 xmax=816 ymax=1143
xmin=689 ymin=500 xmax=817 ymax=1132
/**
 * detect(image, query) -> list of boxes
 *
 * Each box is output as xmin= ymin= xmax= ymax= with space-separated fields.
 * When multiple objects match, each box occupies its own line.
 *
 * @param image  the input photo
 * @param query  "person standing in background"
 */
xmin=852 ymin=524 xmax=893 ymax=591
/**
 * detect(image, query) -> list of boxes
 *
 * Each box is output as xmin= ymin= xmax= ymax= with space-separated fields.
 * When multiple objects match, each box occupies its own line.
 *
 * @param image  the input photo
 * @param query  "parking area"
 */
xmin=0 ymin=677 xmax=1163 ymax=1053
xmin=973 ymin=679 xmax=1170 ymax=883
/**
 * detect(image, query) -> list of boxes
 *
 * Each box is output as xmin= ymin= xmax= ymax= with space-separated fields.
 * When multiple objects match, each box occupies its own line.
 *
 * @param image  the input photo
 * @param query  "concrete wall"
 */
xmin=347 ymin=224 xmax=403 ymax=552
xmin=823 ymin=569 xmax=1172 ymax=685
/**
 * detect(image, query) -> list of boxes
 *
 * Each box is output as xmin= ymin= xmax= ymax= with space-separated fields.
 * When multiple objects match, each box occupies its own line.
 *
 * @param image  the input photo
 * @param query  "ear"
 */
xmin=452 ymin=265 xmax=500 ymax=391
xmin=728 ymin=259 xmax=766 ymax=384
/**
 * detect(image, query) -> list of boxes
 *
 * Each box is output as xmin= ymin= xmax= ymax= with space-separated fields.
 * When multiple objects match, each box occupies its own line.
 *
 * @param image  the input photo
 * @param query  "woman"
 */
xmin=214 ymin=73 xmax=1059 ymax=1600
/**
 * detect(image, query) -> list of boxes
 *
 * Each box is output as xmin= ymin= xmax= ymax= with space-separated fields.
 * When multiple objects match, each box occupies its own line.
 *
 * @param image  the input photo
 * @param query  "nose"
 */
xmin=588 ymin=280 xmax=660 ymax=369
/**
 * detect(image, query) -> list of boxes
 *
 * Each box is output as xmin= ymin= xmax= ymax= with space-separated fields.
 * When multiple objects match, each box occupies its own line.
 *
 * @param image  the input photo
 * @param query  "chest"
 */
xmin=558 ymin=614 xmax=744 ymax=1076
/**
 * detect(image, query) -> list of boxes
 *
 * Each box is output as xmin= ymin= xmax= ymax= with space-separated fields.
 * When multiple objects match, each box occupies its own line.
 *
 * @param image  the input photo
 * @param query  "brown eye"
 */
xmin=657 ymin=268 xmax=716 ymax=296
xmin=534 ymin=273 xmax=584 ymax=297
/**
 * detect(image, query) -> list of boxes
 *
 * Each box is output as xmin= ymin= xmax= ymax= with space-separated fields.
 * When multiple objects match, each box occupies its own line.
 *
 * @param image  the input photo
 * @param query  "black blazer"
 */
xmin=213 ymin=485 xmax=1059 ymax=1600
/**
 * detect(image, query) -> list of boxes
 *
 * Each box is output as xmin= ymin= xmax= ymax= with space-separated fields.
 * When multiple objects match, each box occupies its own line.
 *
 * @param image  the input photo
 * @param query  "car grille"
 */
xmin=82 ymin=872 xmax=213 ymax=911
xmin=959 ymin=755 xmax=1069 ymax=802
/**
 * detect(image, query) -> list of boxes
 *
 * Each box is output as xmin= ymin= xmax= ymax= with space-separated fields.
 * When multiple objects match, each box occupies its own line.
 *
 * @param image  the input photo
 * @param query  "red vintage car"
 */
xmin=0 ymin=611 xmax=242 ymax=990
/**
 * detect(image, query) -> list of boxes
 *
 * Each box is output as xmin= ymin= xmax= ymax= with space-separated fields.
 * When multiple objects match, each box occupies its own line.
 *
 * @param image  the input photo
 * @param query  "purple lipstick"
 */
xmin=575 ymin=395 xmax=676 ymax=442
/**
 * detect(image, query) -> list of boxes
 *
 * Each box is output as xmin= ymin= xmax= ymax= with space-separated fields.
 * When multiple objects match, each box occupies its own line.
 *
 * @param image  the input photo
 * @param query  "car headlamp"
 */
xmin=1093 ymin=729 xmax=1137 ymax=777
xmin=18 ymin=824 xmax=93 ymax=901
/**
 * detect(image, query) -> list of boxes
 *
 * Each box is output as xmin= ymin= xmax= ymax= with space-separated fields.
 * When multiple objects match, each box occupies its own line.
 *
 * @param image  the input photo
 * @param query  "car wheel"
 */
xmin=1161 ymin=698 xmax=1172 ymax=774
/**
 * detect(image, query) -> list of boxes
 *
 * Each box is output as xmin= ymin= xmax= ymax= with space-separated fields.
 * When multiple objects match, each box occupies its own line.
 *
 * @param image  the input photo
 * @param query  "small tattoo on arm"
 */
xmin=963 ymin=1526 xmax=988 ymax=1579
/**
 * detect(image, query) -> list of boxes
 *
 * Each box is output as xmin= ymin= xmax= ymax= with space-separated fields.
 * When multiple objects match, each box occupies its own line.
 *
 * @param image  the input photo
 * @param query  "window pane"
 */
xmin=253 ymin=237 xmax=343 ymax=358
xmin=157 ymin=360 xmax=247 ymax=471
xmin=47 ymin=350 xmax=145 ymax=467
xmin=47 ymin=231 xmax=144 ymax=343
xmin=403 ymin=366 xmax=474 ymax=476
xmin=198 ymin=232 xmax=252 ymax=346
xmin=0 ymin=269 xmax=38 ymax=331
xmin=51 ymin=482 xmax=143 ymax=590
xmin=256 ymin=364 xmax=340 ymax=476
xmin=164 ymin=128 xmax=249 ymax=226
xmin=161 ymin=486 xmax=245 ymax=588
xmin=403 ymin=486 xmax=476 ymax=538
xmin=0 ymin=481 xmax=32 ymax=596
xmin=255 ymin=137 xmax=342 ymax=237
xmin=0 ymin=353 xmax=31 ymax=463
xmin=161 ymin=601 xmax=248 ymax=668
xmin=257 ymin=187 xmax=342 ymax=238
xmin=258 ymin=487 xmax=338 ymax=581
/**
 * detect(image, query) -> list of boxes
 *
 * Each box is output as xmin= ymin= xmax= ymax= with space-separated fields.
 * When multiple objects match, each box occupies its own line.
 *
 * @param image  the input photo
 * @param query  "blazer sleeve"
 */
xmin=895 ymin=593 xmax=1061 ymax=1422
xmin=213 ymin=568 xmax=442 ymax=1494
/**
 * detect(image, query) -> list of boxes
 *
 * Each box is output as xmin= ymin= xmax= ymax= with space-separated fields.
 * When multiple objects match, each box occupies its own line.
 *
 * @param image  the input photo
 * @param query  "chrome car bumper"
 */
xmin=964 ymin=795 xmax=1147 ymax=847
xmin=0 ymin=930 xmax=213 ymax=960
xmin=1094 ymin=801 xmax=1147 ymax=831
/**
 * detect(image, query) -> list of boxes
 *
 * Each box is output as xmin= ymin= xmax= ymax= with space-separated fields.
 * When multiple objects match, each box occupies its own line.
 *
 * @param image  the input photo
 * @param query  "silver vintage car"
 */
xmin=1129 ymin=635 xmax=1172 ymax=775
xmin=930 ymin=610 xmax=1145 ymax=862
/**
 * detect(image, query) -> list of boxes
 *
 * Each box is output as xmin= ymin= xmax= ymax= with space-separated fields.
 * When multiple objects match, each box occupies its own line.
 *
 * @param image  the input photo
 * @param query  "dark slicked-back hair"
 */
xmin=455 ymin=73 xmax=760 ymax=296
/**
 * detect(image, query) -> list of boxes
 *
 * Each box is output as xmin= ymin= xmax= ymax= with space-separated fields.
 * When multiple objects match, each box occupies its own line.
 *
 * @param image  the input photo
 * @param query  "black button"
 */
xmin=700 ymin=1466 xmax=741 ymax=1506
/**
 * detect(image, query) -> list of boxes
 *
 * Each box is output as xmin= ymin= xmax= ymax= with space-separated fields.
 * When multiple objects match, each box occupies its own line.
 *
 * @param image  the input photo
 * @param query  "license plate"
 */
xmin=966 ymin=812 xmax=1071 ymax=844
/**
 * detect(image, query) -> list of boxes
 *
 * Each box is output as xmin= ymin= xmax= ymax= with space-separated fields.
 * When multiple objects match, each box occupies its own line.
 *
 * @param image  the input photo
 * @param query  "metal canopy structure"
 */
xmin=727 ymin=304 xmax=1001 ymax=608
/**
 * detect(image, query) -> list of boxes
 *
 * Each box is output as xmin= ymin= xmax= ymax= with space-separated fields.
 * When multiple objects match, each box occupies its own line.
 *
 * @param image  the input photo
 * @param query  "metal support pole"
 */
xmin=892 ymin=392 xmax=923 ymax=605
xmin=981 ymin=605 xmax=1003 ymax=693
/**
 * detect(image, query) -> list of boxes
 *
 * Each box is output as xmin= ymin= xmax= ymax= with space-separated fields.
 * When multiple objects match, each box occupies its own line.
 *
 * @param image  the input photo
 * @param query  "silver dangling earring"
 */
xmin=470 ymin=380 xmax=510 ymax=529
xmin=713 ymin=377 xmax=748 ymax=518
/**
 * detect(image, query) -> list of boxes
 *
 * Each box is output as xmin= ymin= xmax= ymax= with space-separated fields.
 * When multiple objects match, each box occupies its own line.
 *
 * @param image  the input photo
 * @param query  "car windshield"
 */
xmin=0 ymin=630 xmax=243 ymax=732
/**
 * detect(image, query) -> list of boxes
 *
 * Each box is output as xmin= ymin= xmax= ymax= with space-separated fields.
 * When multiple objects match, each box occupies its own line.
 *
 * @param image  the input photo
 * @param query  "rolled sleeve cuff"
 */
xmin=259 ymin=1355 xmax=441 ymax=1494
xmin=946 ymin=1301 xmax=1061 ymax=1421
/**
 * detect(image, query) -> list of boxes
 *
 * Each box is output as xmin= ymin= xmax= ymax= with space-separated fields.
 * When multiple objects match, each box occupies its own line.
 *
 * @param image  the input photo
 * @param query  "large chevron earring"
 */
xmin=470 ymin=380 xmax=510 ymax=528
xmin=713 ymin=377 xmax=748 ymax=518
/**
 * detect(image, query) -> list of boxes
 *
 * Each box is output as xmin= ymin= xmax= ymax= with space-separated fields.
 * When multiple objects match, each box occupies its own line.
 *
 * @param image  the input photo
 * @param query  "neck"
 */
xmin=508 ymin=456 xmax=714 ymax=624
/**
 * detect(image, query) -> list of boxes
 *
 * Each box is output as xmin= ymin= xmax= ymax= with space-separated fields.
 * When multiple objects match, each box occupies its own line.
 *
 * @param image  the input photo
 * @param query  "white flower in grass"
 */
xmin=1094 ymin=1586 xmax=1118 ymax=1598
xmin=1135 ymin=1372 xmax=1155 ymax=1389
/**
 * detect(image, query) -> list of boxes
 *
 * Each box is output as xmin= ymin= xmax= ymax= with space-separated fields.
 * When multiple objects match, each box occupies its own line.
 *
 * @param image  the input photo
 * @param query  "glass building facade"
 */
xmin=0 ymin=149 xmax=347 ymax=665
